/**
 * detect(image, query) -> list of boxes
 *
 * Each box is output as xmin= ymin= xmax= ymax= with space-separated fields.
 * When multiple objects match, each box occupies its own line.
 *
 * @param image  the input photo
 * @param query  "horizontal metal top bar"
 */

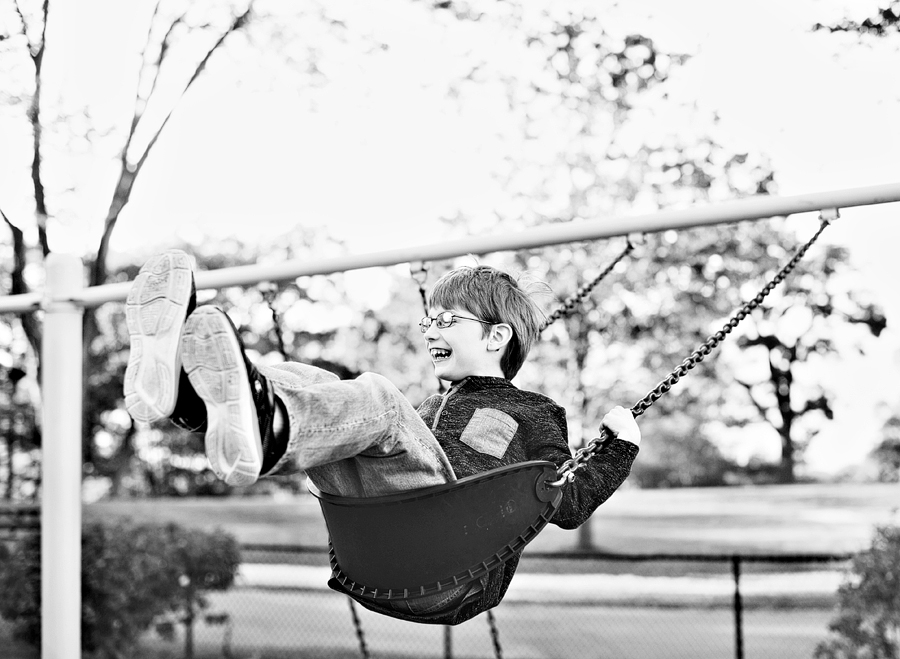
xmin=2 ymin=182 xmax=899 ymax=312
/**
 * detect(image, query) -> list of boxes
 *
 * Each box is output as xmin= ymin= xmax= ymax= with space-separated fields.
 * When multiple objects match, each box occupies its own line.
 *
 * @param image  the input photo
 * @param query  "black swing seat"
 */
xmin=308 ymin=460 xmax=564 ymax=602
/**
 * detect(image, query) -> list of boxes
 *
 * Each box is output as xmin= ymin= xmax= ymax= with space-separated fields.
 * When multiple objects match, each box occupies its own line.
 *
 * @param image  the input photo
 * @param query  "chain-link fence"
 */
xmin=152 ymin=546 xmax=848 ymax=659
xmin=1 ymin=507 xmax=852 ymax=659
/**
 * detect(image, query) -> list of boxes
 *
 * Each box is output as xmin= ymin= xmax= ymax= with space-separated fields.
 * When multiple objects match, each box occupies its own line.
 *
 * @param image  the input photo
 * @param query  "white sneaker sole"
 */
xmin=182 ymin=307 xmax=262 ymax=487
xmin=124 ymin=250 xmax=194 ymax=424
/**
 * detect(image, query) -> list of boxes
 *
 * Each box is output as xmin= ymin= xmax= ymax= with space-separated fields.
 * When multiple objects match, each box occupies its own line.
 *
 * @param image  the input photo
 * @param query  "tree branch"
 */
xmin=1 ymin=208 xmax=42 ymax=358
xmin=799 ymin=394 xmax=834 ymax=421
xmin=733 ymin=376 xmax=771 ymax=423
xmin=92 ymin=3 xmax=254 ymax=288
xmin=19 ymin=0 xmax=51 ymax=257
xmin=12 ymin=0 xmax=31 ymax=51
xmin=121 ymin=1 xmax=176 ymax=171
xmin=134 ymin=5 xmax=253 ymax=175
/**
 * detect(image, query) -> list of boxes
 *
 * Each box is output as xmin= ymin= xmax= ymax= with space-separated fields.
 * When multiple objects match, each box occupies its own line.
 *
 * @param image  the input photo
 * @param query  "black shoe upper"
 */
xmin=172 ymin=291 xmax=287 ymax=475
xmin=170 ymin=277 xmax=206 ymax=432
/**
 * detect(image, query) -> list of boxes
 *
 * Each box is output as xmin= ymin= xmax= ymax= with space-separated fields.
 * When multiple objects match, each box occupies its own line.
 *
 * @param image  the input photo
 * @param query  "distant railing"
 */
xmin=0 ymin=504 xmax=40 ymax=539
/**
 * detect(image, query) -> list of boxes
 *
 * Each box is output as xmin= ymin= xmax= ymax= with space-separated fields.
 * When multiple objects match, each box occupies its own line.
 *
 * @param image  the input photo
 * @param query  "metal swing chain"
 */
xmin=347 ymin=599 xmax=371 ymax=659
xmin=486 ymin=609 xmax=504 ymax=659
xmin=550 ymin=210 xmax=837 ymax=488
xmin=541 ymin=238 xmax=636 ymax=331
xmin=410 ymin=261 xmax=430 ymax=317
xmin=410 ymin=262 xmax=449 ymax=393
xmin=260 ymin=282 xmax=291 ymax=362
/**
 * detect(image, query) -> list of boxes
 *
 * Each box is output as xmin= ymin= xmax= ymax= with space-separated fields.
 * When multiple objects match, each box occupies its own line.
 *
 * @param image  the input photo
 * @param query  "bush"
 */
xmin=815 ymin=525 xmax=900 ymax=659
xmin=0 ymin=519 xmax=240 ymax=659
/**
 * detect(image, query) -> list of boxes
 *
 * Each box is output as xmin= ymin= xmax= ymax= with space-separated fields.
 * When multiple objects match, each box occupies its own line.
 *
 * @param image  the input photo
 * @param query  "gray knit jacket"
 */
xmin=339 ymin=375 xmax=639 ymax=625
xmin=419 ymin=376 xmax=639 ymax=530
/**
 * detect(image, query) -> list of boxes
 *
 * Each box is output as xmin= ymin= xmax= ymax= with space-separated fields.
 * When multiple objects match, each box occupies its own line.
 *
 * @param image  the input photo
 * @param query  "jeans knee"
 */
xmin=356 ymin=372 xmax=397 ymax=396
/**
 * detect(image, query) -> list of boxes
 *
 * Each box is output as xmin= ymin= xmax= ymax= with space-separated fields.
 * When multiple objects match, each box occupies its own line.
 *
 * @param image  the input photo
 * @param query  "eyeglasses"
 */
xmin=419 ymin=311 xmax=493 ymax=333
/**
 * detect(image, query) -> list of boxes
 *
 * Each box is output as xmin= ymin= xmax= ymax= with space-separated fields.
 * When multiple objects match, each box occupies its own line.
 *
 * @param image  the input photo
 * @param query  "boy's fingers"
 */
xmin=601 ymin=406 xmax=641 ymax=446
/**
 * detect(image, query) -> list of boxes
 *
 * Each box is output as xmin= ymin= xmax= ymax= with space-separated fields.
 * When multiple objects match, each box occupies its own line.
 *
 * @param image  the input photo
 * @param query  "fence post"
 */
xmin=41 ymin=253 xmax=83 ymax=659
xmin=732 ymin=555 xmax=744 ymax=659
xmin=444 ymin=625 xmax=453 ymax=659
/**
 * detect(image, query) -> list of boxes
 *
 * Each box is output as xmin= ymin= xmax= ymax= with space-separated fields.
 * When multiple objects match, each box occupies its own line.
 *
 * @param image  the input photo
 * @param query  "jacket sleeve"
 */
xmin=525 ymin=402 xmax=639 ymax=530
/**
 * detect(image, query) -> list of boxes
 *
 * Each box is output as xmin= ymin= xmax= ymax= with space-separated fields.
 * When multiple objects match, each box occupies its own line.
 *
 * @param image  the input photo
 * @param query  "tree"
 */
xmin=0 ymin=0 xmax=380 ymax=495
xmin=425 ymin=2 xmax=891 ymax=486
xmin=1 ymin=0 xmax=256 ymax=496
xmin=423 ymin=3 xmax=778 ymax=492
xmin=728 ymin=239 xmax=886 ymax=482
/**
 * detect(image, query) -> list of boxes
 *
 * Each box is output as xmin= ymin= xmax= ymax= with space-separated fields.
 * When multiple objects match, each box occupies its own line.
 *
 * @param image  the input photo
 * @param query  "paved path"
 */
xmin=238 ymin=562 xmax=843 ymax=606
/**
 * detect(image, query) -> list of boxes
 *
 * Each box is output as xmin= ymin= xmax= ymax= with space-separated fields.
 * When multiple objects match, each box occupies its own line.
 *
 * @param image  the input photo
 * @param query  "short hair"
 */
xmin=427 ymin=265 xmax=547 ymax=379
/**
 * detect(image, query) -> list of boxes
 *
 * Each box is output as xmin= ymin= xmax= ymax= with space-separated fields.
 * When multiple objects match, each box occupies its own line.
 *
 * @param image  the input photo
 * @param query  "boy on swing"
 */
xmin=124 ymin=249 xmax=641 ymax=623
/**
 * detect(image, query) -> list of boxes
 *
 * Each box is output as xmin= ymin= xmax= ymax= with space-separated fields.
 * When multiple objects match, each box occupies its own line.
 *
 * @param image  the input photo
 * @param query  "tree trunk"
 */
xmin=108 ymin=423 xmax=139 ymax=497
xmin=770 ymin=346 xmax=797 ymax=484
xmin=3 ymin=436 xmax=13 ymax=501
xmin=779 ymin=430 xmax=795 ymax=484
xmin=27 ymin=12 xmax=50 ymax=259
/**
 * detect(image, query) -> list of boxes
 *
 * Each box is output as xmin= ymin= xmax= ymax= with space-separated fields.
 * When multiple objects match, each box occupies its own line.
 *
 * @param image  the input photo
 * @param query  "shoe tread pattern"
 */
xmin=124 ymin=250 xmax=194 ymax=424
xmin=182 ymin=307 xmax=261 ymax=487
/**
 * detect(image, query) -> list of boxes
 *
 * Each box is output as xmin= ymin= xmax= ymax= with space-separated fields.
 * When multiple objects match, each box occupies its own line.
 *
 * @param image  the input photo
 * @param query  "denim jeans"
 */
xmin=260 ymin=362 xmax=475 ymax=614
xmin=259 ymin=362 xmax=456 ymax=498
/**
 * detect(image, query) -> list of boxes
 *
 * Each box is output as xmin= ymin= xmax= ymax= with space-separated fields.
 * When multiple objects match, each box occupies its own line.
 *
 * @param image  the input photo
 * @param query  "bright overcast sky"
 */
xmin=8 ymin=0 xmax=900 ymax=472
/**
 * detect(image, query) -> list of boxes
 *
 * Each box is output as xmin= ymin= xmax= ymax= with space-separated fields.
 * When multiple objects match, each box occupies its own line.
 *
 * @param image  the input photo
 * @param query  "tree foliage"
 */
xmin=870 ymin=415 xmax=900 ymax=483
xmin=729 ymin=237 xmax=885 ymax=481
xmin=0 ymin=0 xmax=892 ymax=495
xmin=813 ymin=1 xmax=900 ymax=36
xmin=0 ymin=365 xmax=39 ymax=499
xmin=0 ymin=519 xmax=240 ymax=658
xmin=815 ymin=525 xmax=900 ymax=659
xmin=417 ymin=2 xmax=888 ymax=484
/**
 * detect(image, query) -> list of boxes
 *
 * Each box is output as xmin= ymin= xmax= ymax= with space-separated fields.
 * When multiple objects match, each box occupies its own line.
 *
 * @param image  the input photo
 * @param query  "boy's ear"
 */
xmin=487 ymin=323 xmax=513 ymax=352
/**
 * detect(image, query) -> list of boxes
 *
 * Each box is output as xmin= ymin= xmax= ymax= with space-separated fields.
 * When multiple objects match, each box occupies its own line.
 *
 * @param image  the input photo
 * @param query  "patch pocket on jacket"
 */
xmin=459 ymin=408 xmax=518 ymax=459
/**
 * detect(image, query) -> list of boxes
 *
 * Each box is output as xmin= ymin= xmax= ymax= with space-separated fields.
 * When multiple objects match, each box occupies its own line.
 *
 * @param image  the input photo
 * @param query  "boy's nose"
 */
xmin=422 ymin=321 xmax=441 ymax=339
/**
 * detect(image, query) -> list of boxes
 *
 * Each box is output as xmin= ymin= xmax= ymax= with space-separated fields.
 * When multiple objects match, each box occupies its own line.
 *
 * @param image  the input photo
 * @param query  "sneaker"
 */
xmin=181 ymin=306 xmax=276 ymax=486
xmin=124 ymin=249 xmax=197 ymax=425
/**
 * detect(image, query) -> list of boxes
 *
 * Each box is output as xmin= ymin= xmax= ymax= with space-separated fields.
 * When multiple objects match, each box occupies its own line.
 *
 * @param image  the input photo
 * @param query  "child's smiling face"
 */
xmin=422 ymin=307 xmax=504 ymax=382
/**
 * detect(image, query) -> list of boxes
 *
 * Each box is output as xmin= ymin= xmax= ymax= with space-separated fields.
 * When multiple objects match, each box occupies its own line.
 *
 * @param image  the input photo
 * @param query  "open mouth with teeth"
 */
xmin=430 ymin=348 xmax=452 ymax=362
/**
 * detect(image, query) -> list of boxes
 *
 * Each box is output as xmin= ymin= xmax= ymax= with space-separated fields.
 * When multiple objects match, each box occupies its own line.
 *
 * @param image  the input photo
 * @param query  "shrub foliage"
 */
xmin=0 ymin=519 xmax=240 ymax=658
xmin=815 ymin=525 xmax=900 ymax=659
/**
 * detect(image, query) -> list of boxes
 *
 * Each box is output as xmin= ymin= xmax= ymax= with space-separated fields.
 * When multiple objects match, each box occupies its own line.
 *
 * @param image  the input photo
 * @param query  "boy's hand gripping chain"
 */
xmin=549 ymin=210 xmax=838 ymax=488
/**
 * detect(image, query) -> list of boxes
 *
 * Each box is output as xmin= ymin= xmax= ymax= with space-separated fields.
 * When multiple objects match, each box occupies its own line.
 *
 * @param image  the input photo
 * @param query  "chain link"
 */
xmin=487 ymin=609 xmax=504 ymax=659
xmin=542 ymin=239 xmax=635 ymax=330
xmin=409 ymin=262 xmax=447 ymax=393
xmin=347 ymin=599 xmax=371 ymax=659
xmin=260 ymin=282 xmax=290 ymax=362
xmin=410 ymin=261 xmax=430 ymax=317
xmin=550 ymin=213 xmax=835 ymax=487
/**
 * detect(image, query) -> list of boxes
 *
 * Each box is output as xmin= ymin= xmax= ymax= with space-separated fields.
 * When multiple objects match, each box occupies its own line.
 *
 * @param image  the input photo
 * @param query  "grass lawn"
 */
xmin=83 ymin=481 xmax=899 ymax=556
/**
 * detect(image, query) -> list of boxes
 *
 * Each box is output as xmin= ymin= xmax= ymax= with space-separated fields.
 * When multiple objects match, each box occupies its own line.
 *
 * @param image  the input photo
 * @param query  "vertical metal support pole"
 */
xmin=41 ymin=254 xmax=83 ymax=659
xmin=732 ymin=556 xmax=744 ymax=659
